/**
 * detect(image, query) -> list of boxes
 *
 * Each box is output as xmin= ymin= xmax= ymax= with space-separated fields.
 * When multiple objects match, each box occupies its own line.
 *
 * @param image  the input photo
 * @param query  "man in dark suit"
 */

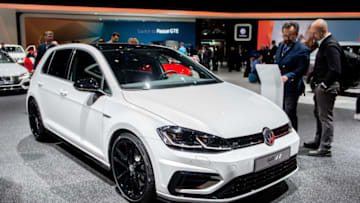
xmin=304 ymin=19 xmax=341 ymax=157
xmin=33 ymin=31 xmax=54 ymax=70
xmin=275 ymin=21 xmax=310 ymax=132
xmin=270 ymin=40 xmax=278 ymax=63
xmin=198 ymin=45 xmax=211 ymax=69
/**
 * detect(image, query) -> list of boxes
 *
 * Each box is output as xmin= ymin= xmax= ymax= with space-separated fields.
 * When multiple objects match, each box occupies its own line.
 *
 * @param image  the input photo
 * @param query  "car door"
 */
xmin=66 ymin=48 xmax=110 ymax=160
xmin=36 ymin=48 xmax=79 ymax=142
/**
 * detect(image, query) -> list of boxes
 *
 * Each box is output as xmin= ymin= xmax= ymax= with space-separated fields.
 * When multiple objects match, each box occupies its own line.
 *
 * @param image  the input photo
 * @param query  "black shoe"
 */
xmin=307 ymin=149 xmax=332 ymax=157
xmin=303 ymin=141 xmax=320 ymax=149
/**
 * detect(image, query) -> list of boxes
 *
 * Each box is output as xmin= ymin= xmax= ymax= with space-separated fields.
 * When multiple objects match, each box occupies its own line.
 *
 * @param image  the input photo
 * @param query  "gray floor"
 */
xmin=1 ymin=70 xmax=360 ymax=202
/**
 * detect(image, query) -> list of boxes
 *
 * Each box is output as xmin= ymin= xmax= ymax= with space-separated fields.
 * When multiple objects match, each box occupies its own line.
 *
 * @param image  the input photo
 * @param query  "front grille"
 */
xmin=273 ymin=124 xmax=291 ymax=138
xmin=227 ymin=124 xmax=291 ymax=149
xmin=213 ymin=155 xmax=297 ymax=198
xmin=0 ymin=85 xmax=23 ymax=91
xmin=170 ymin=155 xmax=297 ymax=199
xmin=0 ymin=76 xmax=20 ymax=85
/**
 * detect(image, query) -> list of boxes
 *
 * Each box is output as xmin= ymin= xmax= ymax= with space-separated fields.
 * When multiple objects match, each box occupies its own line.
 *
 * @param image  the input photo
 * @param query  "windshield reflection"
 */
xmin=102 ymin=46 xmax=222 ymax=90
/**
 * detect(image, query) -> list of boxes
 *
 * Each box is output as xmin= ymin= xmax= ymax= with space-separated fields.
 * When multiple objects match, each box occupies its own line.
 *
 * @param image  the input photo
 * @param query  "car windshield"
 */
xmin=0 ymin=52 xmax=15 ymax=63
xmin=101 ymin=45 xmax=222 ymax=90
xmin=5 ymin=46 xmax=24 ymax=53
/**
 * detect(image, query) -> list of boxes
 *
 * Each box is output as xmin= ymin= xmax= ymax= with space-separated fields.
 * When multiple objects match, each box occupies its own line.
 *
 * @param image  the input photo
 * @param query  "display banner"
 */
xmin=101 ymin=20 xmax=195 ymax=46
xmin=258 ymin=20 xmax=360 ymax=49
xmin=23 ymin=17 xmax=195 ymax=48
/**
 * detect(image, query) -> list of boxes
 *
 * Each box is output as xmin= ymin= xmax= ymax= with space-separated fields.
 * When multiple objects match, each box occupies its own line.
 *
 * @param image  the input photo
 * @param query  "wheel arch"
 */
xmin=107 ymin=127 xmax=157 ymax=175
xmin=109 ymin=128 xmax=157 ymax=202
xmin=107 ymin=128 xmax=137 ymax=169
xmin=26 ymin=95 xmax=36 ymax=112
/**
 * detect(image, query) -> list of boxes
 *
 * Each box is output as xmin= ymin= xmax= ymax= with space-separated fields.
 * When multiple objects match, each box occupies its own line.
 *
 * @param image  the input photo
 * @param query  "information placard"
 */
xmin=255 ymin=64 xmax=284 ymax=108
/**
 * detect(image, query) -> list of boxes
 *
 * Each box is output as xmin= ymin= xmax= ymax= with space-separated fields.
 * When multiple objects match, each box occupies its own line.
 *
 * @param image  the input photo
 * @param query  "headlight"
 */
xmin=157 ymin=126 xmax=232 ymax=152
xmin=19 ymin=72 xmax=30 ymax=80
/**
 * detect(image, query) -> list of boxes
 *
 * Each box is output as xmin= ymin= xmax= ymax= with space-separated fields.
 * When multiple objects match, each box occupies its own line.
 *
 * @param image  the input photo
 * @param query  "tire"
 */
xmin=28 ymin=99 xmax=48 ymax=141
xmin=111 ymin=133 xmax=156 ymax=203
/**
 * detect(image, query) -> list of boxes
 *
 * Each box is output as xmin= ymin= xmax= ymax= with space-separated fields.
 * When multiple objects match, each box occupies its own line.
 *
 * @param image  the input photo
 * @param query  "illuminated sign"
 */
xmin=136 ymin=28 xmax=180 ymax=34
xmin=234 ymin=24 xmax=252 ymax=41
xmin=156 ymin=28 xmax=179 ymax=34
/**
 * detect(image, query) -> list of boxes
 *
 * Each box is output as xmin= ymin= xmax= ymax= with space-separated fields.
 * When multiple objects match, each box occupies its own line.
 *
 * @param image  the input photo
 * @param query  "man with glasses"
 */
xmin=275 ymin=21 xmax=310 ymax=131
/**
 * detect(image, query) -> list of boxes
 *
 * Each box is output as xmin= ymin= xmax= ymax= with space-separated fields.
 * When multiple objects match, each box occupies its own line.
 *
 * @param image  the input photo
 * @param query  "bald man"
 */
xmin=304 ymin=19 xmax=342 ymax=157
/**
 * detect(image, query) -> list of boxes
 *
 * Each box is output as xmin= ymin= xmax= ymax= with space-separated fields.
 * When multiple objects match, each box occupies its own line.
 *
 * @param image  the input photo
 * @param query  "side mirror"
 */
xmin=74 ymin=78 xmax=100 ymax=93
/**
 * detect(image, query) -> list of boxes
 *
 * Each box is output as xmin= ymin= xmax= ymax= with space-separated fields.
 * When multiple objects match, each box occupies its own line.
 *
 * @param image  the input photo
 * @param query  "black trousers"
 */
xmin=283 ymin=94 xmax=300 ymax=131
xmin=313 ymin=83 xmax=339 ymax=151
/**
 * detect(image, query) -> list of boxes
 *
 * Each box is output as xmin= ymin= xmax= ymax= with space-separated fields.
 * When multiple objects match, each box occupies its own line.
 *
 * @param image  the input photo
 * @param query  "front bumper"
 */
xmin=149 ymin=129 xmax=299 ymax=202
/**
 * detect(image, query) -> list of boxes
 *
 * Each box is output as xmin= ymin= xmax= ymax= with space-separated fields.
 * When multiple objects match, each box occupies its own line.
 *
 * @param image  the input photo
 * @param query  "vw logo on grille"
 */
xmin=263 ymin=127 xmax=275 ymax=146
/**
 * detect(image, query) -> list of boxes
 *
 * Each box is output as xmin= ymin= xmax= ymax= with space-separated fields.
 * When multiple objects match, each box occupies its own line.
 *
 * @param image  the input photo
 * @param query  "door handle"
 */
xmin=38 ymin=81 xmax=44 ymax=87
xmin=59 ymin=89 xmax=68 ymax=97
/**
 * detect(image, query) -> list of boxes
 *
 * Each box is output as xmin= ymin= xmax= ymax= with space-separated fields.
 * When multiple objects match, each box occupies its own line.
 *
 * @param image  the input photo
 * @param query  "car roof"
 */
xmin=39 ymin=43 xmax=177 ymax=57
xmin=4 ymin=44 xmax=23 ymax=48
xmin=49 ymin=43 xmax=172 ymax=53
xmin=339 ymin=41 xmax=360 ymax=46
xmin=90 ymin=43 xmax=171 ymax=51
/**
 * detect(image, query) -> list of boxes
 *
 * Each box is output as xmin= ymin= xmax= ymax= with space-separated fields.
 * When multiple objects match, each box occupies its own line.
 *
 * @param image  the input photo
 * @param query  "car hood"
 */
xmin=123 ymin=82 xmax=289 ymax=139
xmin=0 ymin=63 xmax=28 ymax=77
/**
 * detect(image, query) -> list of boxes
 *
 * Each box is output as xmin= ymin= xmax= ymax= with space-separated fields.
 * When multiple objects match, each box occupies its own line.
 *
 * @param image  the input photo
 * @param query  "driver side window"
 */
xmin=69 ymin=49 xmax=111 ymax=94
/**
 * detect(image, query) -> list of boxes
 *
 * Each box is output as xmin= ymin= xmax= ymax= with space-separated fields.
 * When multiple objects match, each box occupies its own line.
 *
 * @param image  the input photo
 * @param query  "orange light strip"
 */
xmin=1 ymin=3 xmax=360 ymax=18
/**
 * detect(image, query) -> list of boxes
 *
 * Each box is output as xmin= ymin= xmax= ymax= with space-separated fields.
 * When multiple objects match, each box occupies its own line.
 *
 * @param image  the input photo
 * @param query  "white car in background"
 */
xmin=309 ymin=41 xmax=360 ymax=69
xmin=4 ymin=44 xmax=26 ymax=64
xmin=307 ymin=41 xmax=360 ymax=90
xmin=0 ymin=51 xmax=30 ymax=91
xmin=27 ymin=43 xmax=299 ymax=203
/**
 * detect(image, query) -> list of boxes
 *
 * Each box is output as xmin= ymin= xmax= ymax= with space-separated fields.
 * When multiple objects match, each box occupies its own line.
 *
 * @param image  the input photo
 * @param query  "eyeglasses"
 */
xmin=282 ymin=33 xmax=296 ymax=38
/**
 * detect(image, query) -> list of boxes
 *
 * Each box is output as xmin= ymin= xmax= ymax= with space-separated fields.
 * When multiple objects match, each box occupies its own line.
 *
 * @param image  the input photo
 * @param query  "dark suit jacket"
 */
xmin=312 ymin=35 xmax=342 ymax=87
xmin=198 ymin=49 xmax=211 ymax=67
xmin=275 ymin=40 xmax=310 ymax=97
xmin=33 ymin=43 xmax=48 ymax=70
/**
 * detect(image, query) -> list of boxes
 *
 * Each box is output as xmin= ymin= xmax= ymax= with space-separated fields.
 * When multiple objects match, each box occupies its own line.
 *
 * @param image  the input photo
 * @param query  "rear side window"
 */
xmin=47 ymin=49 xmax=72 ymax=79
xmin=41 ymin=51 xmax=54 ymax=73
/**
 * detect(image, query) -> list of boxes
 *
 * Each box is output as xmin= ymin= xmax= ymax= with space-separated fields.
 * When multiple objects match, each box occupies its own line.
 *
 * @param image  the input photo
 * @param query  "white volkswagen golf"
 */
xmin=27 ymin=43 xmax=299 ymax=203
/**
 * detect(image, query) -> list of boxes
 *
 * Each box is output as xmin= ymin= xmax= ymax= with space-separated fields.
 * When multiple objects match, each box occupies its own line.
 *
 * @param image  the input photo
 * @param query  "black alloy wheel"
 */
xmin=111 ymin=133 xmax=155 ymax=203
xmin=28 ymin=99 xmax=47 ymax=141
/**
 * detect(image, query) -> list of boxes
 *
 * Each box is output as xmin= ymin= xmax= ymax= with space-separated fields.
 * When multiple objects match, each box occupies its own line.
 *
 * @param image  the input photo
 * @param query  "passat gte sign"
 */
xmin=156 ymin=28 xmax=180 ymax=34
xmin=234 ymin=24 xmax=252 ymax=41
